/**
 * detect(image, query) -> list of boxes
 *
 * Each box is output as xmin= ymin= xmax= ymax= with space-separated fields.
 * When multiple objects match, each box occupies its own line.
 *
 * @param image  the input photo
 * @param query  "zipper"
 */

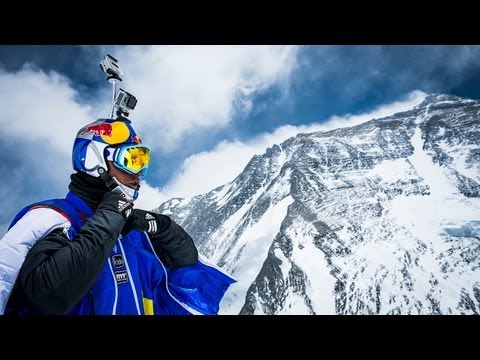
xmin=89 ymin=290 xmax=95 ymax=315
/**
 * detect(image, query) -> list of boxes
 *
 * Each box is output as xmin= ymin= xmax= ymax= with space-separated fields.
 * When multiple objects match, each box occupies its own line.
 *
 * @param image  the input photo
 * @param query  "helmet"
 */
xmin=72 ymin=118 xmax=149 ymax=201
xmin=72 ymin=118 xmax=146 ymax=176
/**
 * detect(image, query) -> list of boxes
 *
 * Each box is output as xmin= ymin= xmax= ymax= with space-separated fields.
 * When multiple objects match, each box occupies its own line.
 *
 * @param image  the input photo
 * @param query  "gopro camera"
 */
xmin=114 ymin=88 xmax=137 ymax=117
xmin=100 ymin=54 xmax=123 ymax=82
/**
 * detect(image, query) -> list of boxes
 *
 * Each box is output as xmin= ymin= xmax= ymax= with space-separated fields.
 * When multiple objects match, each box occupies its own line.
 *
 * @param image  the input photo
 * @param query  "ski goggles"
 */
xmin=108 ymin=144 xmax=151 ymax=176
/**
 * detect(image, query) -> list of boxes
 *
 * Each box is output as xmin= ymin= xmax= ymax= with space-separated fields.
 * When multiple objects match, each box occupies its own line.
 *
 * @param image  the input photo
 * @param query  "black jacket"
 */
xmin=6 ymin=172 xmax=198 ymax=315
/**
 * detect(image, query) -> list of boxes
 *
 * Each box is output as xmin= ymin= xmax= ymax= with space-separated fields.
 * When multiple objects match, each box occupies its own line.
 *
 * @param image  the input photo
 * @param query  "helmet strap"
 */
xmin=97 ymin=167 xmax=118 ymax=191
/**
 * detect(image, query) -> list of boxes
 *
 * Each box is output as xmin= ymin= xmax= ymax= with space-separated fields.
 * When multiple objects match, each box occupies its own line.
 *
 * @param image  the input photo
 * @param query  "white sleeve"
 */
xmin=0 ymin=208 xmax=69 ymax=314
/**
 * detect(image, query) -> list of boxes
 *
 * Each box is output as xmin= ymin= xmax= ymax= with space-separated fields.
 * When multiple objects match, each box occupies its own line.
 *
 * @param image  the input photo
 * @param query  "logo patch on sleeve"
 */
xmin=112 ymin=254 xmax=125 ymax=268
xmin=115 ymin=270 xmax=129 ymax=284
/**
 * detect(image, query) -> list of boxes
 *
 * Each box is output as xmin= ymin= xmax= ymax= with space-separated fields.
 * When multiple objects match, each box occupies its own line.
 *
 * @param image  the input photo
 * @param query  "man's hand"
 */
xmin=98 ymin=191 xmax=133 ymax=221
xmin=122 ymin=209 xmax=169 ymax=235
xmin=123 ymin=209 xmax=198 ymax=267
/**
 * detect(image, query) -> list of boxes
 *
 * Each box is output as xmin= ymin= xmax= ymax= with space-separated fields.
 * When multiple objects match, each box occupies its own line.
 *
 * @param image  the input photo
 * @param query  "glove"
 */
xmin=122 ymin=209 xmax=169 ymax=235
xmin=123 ymin=209 xmax=198 ymax=267
xmin=98 ymin=191 xmax=133 ymax=221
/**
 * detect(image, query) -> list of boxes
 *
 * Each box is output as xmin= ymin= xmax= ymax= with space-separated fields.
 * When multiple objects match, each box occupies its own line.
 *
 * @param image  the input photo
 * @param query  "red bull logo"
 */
xmin=81 ymin=123 xmax=113 ymax=137
xmin=131 ymin=135 xmax=142 ymax=144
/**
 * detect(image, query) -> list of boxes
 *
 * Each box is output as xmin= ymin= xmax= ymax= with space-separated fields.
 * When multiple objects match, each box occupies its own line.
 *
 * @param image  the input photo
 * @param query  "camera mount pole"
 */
xmin=99 ymin=54 xmax=123 ymax=119
xmin=109 ymin=78 xmax=119 ymax=118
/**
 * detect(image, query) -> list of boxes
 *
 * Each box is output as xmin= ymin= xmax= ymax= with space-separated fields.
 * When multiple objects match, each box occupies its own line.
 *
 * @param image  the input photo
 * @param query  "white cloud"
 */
xmin=153 ymin=90 xmax=427 ymax=204
xmin=106 ymin=45 xmax=300 ymax=152
xmin=135 ymin=181 xmax=165 ymax=211
xmin=0 ymin=45 xmax=300 ymax=159
xmin=307 ymin=90 xmax=427 ymax=132
xmin=0 ymin=46 xmax=301 ymax=221
xmin=0 ymin=65 xmax=94 ymax=151
xmin=0 ymin=65 xmax=96 ymax=229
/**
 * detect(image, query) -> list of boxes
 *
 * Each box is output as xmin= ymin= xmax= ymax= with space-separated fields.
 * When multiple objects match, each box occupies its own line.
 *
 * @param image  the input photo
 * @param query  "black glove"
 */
xmin=98 ymin=191 xmax=133 ymax=221
xmin=122 ymin=209 xmax=169 ymax=235
xmin=123 ymin=209 xmax=198 ymax=267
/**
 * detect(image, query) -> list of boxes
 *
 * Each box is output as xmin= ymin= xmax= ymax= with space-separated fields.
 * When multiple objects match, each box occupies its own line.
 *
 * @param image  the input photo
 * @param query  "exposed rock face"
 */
xmin=156 ymin=94 xmax=480 ymax=314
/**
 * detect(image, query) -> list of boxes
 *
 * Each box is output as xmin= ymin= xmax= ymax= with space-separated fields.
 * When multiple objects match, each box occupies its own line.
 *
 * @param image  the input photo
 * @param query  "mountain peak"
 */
xmin=158 ymin=93 xmax=480 ymax=315
xmin=417 ymin=93 xmax=476 ymax=108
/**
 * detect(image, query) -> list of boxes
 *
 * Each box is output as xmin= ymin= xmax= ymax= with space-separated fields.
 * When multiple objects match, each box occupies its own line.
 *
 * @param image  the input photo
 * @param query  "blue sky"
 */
xmin=1 ymin=45 xmax=480 ymax=234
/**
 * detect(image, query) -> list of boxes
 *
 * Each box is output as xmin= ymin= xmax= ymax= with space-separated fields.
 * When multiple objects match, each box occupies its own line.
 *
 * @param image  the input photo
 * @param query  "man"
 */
xmin=0 ymin=118 xmax=234 ymax=315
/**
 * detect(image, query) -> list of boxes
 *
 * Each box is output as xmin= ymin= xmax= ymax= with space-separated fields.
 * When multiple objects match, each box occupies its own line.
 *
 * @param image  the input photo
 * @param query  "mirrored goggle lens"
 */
xmin=114 ymin=145 xmax=151 ymax=175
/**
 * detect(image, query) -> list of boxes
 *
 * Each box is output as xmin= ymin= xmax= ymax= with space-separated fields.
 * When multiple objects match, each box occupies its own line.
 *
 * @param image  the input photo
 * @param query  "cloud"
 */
xmin=0 ymin=65 xmax=95 ymax=228
xmin=104 ymin=45 xmax=300 ymax=152
xmin=314 ymin=90 xmax=427 ymax=131
xmin=152 ymin=90 xmax=427 ymax=204
xmin=0 ymin=65 xmax=94 ymax=150
xmin=135 ymin=181 xmax=165 ymax=210
xmin=0 ymin=46 xmax=301 ymax=224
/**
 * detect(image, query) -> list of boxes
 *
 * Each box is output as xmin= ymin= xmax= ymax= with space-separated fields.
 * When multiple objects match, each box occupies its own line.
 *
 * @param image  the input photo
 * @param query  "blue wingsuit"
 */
xmin=2 ymin=188 xmax=235 ymax=315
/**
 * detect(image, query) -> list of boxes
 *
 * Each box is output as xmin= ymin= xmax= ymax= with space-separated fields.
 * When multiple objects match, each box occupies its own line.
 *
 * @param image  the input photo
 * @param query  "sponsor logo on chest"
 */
xmin=112 ymin=254 xmax=125 ymax=268
xmin=114 ymin=270 xmax=129 ymax=285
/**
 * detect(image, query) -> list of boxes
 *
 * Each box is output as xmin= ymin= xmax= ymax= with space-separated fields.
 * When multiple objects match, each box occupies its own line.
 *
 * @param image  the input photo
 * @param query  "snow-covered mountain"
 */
xmin=156 ymin=94 xmax=480 ymax=315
